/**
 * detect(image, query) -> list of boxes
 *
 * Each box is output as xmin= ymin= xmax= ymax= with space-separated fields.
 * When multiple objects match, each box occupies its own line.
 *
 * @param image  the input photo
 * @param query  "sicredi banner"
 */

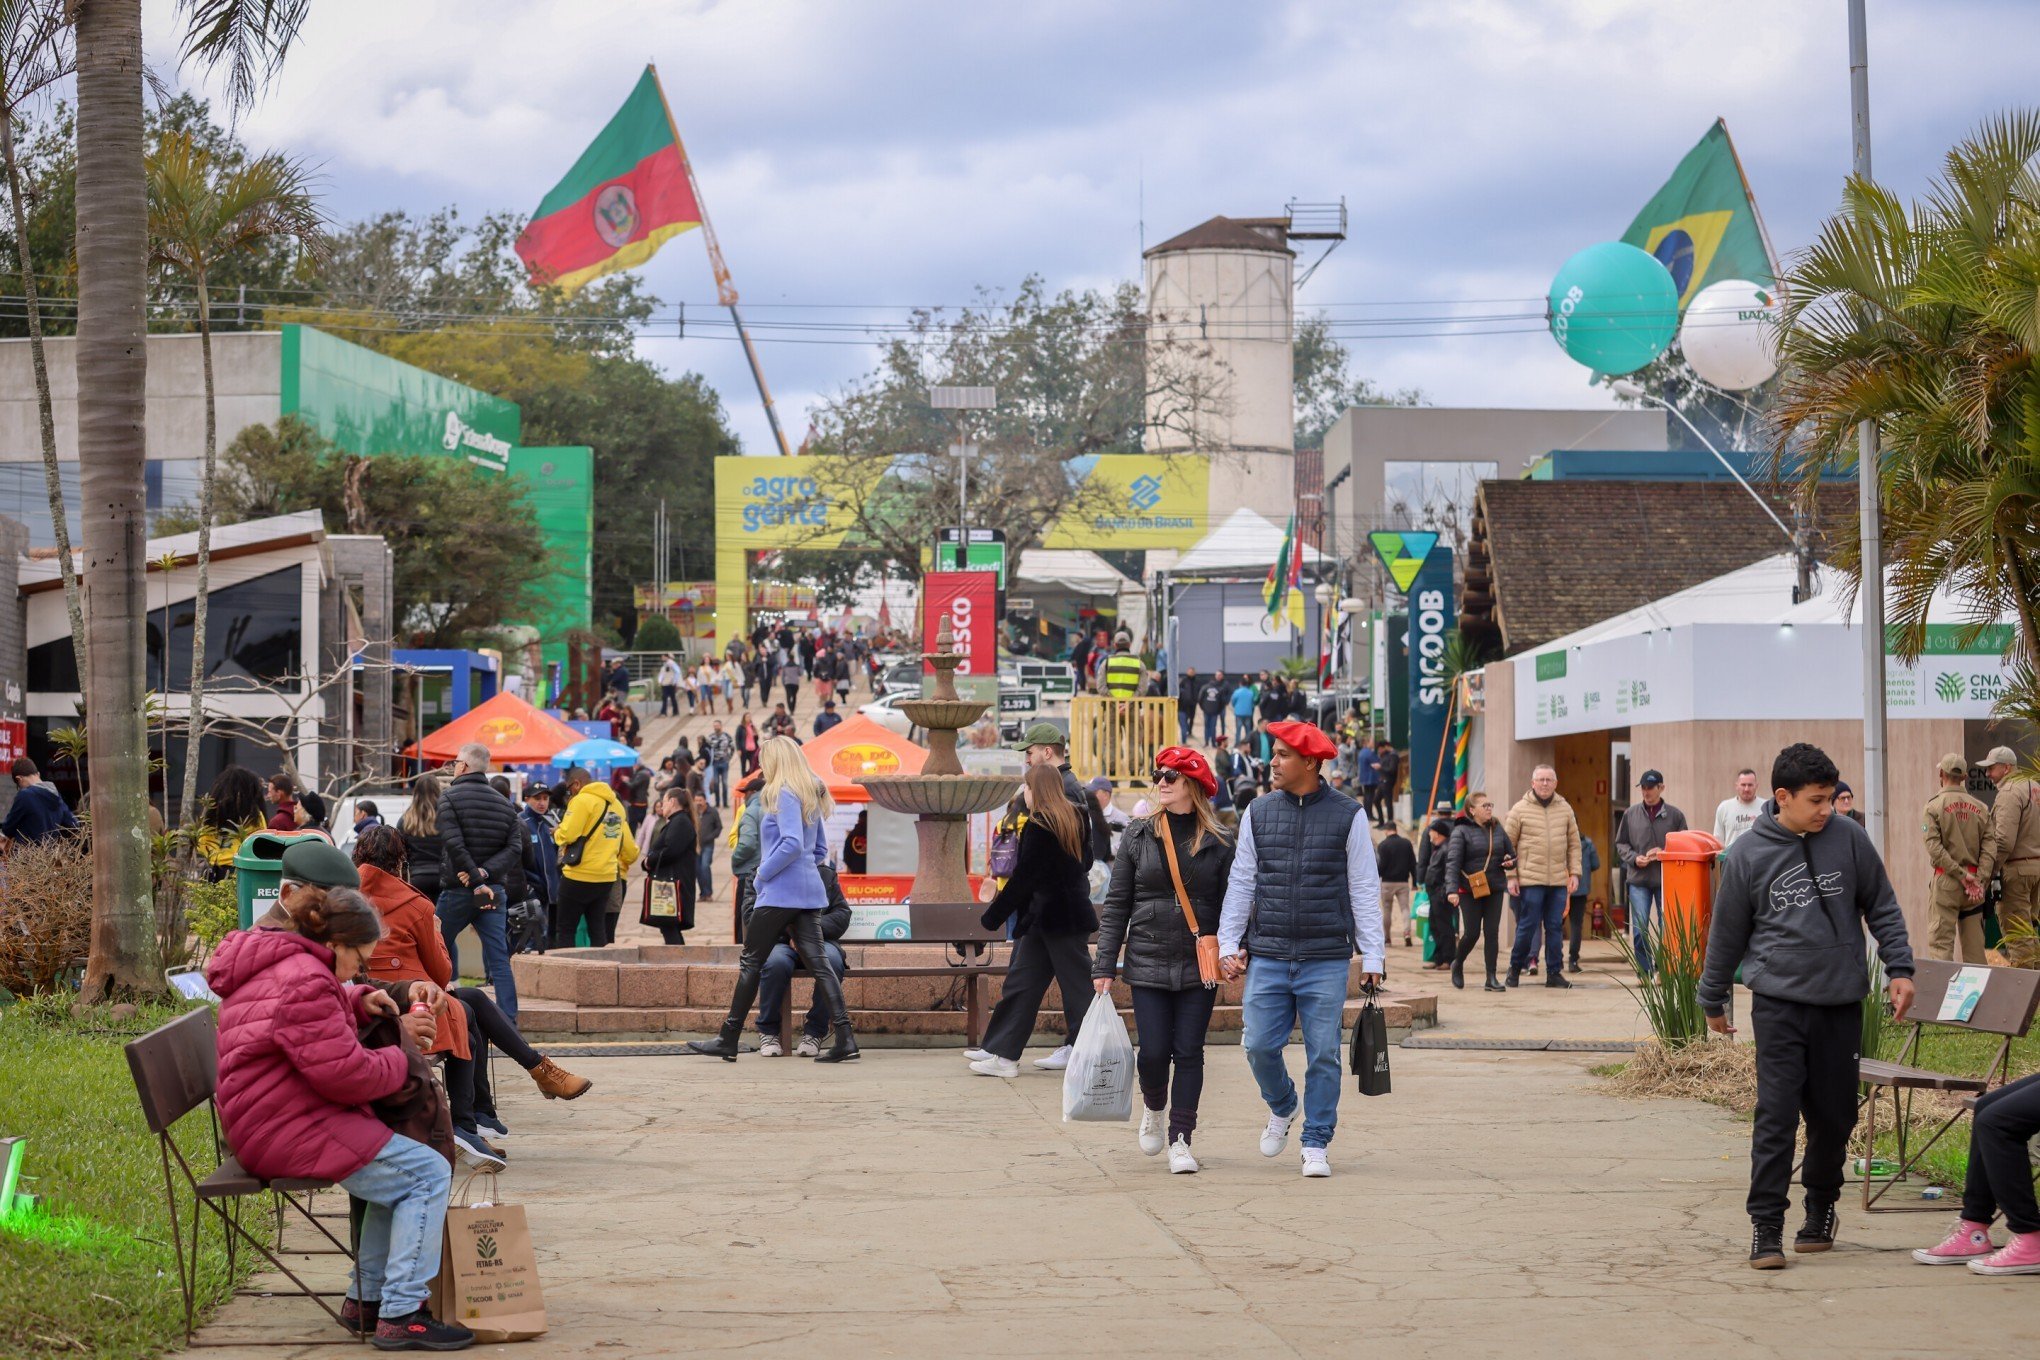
xmin=922 ymin=571 xmax=998 ymax=701
xmin=1519 ymin=623 xmax=2016 ymax=737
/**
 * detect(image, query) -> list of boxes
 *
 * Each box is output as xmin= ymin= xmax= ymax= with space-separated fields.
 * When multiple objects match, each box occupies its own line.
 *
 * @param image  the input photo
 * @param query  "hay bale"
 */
xmin=1599 ymin=1039 xmax=1759 ymax=1114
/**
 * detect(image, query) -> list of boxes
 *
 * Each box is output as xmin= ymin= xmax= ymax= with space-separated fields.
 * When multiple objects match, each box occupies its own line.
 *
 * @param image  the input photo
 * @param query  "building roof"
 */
xmin=18 ymin=509 xmax=326 ymax=594
xmin=1143 ymin=216 xmax=1294 ymax=259
xmin=1013 ymin=549 xmax=1134 ymax=596
xmin=1167 ymin=507 xmax=1327 ymax=575
xmin=1466 ymin=480 xmax=1858 ymax=656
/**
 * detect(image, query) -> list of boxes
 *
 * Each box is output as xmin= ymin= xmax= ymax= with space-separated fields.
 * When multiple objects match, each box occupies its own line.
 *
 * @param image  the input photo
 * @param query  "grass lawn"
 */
xmin=0 ymin=998 xmax=247 ymax=1360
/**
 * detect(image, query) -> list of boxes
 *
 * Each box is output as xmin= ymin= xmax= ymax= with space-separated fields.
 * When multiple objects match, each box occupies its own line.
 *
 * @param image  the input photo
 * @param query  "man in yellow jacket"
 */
xmin=552 ymin=766 xmax=639 ymax=949
xmin=1502 ymin=764 xmax=1582 ymax=988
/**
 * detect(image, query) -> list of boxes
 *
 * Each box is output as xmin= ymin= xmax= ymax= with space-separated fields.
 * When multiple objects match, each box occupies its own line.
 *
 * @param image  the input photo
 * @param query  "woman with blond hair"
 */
xmin=396 ymin=772 xmax=445 ymax=902
xmin=1092 ymin=747 xmax=1234 ymax=1173
xmin=969 ymin=763 xmax=1097 ymax=1078
xmin=686 ymin=736 xmax=858 ymax=1062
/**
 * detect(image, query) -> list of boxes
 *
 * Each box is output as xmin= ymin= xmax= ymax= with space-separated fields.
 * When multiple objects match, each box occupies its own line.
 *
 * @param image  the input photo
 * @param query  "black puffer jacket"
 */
xmin=982 ymin=820 xmax=1097 ymax=938
xmin=437 ymin=772 xmax=526 ymax=902
xmin=1093 ymin=813 xmax=1234 ymax=991
xmin=1443 ymin=814 xmax=1513 ymax=900
xmin=1419 ymin=821 xmax=1453 ymax=901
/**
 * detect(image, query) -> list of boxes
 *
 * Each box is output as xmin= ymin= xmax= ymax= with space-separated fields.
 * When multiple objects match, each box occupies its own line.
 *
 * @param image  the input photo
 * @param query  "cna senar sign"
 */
xmin=922 ymin=571 xmax=997 ymax=682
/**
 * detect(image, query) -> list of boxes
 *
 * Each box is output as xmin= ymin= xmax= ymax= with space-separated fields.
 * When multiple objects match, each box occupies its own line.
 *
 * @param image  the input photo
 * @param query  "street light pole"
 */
xmin=1849 ymin=0 xmax=1889 ymax=859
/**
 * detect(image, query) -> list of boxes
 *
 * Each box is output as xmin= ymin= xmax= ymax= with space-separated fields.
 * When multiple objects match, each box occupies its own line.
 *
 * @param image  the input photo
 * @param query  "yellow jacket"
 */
xmin=554 ymin=781 xmax=640 ymax=884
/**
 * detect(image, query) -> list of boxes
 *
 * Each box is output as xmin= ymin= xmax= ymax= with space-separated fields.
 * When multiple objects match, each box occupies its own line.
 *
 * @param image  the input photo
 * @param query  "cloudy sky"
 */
xmin=148 ymin=0 xmax=2037 ymax=456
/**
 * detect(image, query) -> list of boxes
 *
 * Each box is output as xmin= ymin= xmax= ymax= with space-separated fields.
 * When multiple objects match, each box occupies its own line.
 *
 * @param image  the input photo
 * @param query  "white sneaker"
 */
xmin=1169 ymin=1136 xmax=1200 ymax=1174
xmin=963 ymin=1047 xmax=992 ymax=1062
xmin=969 ymin=1055 xmax=1019 ymax=1078
xmin=1300 ymin=1147 xmax=1331 ymax=1178
xmin=794 ymin=1033 xmax=822 ymax=1058
xmin=1138 ymin=1108 xmax=1166 ymax=1156
xmin=757 ymin=1033 xmax=784 ymax=1057
xmin=1033 ymin=1045 xmax=1073 ymax=1071
xmin=1259 ymin=1111 xmax=1296 ymax=1158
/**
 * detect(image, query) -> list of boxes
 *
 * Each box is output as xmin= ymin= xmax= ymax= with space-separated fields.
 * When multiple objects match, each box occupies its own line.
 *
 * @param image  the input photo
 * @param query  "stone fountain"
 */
xmin=855 ymin=618 xmax=1022 ymax=906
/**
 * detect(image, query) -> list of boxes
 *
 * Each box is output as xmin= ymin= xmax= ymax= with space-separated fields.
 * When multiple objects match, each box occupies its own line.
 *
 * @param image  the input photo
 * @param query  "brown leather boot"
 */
xmin=530 ymin=1057 xmax=592 ymax=1100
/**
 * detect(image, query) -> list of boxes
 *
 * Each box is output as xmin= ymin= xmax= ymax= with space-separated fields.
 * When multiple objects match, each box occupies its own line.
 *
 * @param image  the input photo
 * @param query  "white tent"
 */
xmin=1013 ymin=549 xmax=1133 ymax=595
xmin=1166 ymin=507 xmax=1326 ymax=576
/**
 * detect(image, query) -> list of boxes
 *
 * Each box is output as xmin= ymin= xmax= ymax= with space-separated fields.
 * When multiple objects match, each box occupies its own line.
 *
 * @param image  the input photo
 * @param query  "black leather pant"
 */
xmin=723 ymin=906 xmax=849 ymax=1035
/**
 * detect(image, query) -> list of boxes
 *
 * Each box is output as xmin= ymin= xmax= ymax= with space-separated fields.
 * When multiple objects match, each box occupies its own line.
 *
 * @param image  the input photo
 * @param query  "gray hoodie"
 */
xmin=1696 ymin=802 xmax=1914 ymax=1017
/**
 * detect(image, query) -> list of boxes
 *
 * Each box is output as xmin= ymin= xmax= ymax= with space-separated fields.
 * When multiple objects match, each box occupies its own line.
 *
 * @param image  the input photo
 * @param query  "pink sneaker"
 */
xmin=1913 ymin=1219 xmax=1996 ymax=1265
xmin=1968 ymin=1230 xmax=2040 ymax=1276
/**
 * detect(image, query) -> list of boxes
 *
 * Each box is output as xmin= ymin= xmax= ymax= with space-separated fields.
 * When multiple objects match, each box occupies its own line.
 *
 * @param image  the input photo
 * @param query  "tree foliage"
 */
xmin=172 ymin=416 xmax=548 ymax=647
xmin=1292 ymin=312 xmax=1422 ymax=450
xmin=1772 ymin=109 xmax=2040 ymax=702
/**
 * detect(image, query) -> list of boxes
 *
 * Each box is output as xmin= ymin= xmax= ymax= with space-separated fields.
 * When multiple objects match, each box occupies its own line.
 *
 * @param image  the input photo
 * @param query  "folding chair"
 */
xmin=124 ymin=1008 xmax=362 ymax=1345
xmin=1857 ymin=958 xmax=2040 ymax=1212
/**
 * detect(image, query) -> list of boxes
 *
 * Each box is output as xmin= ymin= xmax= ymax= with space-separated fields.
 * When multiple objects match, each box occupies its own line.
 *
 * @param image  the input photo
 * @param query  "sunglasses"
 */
xmin=1152 ymin=769 xmax=1183 ymax=786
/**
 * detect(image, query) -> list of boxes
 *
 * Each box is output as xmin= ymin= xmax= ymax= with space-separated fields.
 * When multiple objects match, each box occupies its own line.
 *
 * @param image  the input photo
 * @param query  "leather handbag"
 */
xmin=1159 ymin=823 xmax=1221 ymax=989
xmin=1465 ymin=827 xmax=1495 ymax=898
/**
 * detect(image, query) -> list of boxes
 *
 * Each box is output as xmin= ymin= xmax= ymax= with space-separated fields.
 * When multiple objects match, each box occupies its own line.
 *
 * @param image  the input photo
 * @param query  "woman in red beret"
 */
xmin=1091 ymin=747 xmax=1235 ymax=1174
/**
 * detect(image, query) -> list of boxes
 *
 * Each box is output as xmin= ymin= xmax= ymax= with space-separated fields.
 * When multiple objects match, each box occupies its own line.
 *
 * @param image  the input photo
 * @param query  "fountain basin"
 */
xmin=857 ymin=773 xmax=1021 ymax=817
xmin=895 ymin=699 xmax=992 ymax=731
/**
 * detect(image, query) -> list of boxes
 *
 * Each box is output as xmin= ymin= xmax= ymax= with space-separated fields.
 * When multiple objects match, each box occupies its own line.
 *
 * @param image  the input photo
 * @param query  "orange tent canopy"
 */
xmin=800 ymin=714 xmax=925 ymax=803
xmin=405 ymin=691 xmax=588 ymax=765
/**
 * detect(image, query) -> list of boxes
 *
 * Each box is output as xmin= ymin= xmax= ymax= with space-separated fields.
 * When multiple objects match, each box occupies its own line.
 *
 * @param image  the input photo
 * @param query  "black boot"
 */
xmin=1505 ymin=967 xmax=1520 ymax=988
xmin=811 ymin=966 xmax=860 ymax=1063
xmin=1483 ymin=972 xmax=1506 ymax=994
xmin=1450 ymin=960 xmax=1465 ymax=990
xmin=1545 ymin=972 xmax=1574 ymax=989
xmin=1795 ymin=1199 xmax=1838 ymax=1253
xmin=686 ymin=1017 xmax=744 ymax=1062
xmin=815 ymin=1025 xmax=860 ymax=1063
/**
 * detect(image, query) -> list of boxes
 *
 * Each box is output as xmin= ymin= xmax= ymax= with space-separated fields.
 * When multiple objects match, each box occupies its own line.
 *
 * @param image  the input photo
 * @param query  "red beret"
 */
xmin=1153 ymin=746 xmax=1218 ymax=798
xmin=1266 ymin=720 xmax=1337 ymax=763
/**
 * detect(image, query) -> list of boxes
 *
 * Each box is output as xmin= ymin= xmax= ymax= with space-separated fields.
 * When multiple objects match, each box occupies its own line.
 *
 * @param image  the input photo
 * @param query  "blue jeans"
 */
xmin=340 ymin=1132 xmax=450 ymax=1315
xmin=1628 ymin=881 xmax=1662 ymax=974
xmin=1203 ymin=711 xmax=1221 ymax=745
xmin=1239 ymin=957 xmax=1351 ymax=1149
xmin=711 ymin=759 xmax=731 ymax=806
xmin=756 ymin=941 xmax=847 ymax=1035
xmin=1510 ymin=884 xmax=1569 ymax=973
xmin=438 ymin=888 xmax=517 ymax=1024
xmin=1178 ymin=711 xmax=1192 ymax=743
xmin=1233 ymin=711 xmax=1253 ymax=743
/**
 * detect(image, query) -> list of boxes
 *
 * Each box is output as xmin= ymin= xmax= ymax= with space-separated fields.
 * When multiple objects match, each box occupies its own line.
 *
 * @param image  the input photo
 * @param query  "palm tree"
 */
xmin=1772 ymin=111 xmax=2040 ymax=694
xmin=0 ymin=0 xmax=82 ymax=680
xmin=149 ymin=130 xmax=323 ymax=824
xmin=73 ymin=0 xmax=310 ymax=1000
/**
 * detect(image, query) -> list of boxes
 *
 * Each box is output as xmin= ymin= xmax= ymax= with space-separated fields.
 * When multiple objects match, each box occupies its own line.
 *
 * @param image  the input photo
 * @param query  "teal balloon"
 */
xmin=1547 ymin=242 xmax=1678 ymax=375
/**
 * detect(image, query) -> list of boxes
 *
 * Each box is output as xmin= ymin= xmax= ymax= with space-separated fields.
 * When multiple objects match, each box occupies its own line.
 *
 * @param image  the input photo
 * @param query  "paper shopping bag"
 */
xmin=431 ymin=1199 xmax=548 ymax=1342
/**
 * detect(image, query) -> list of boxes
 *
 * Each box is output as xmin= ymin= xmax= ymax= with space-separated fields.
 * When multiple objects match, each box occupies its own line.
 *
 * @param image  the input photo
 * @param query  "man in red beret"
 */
xmin=1218 ymin=720 xmax=1383 ymax=1179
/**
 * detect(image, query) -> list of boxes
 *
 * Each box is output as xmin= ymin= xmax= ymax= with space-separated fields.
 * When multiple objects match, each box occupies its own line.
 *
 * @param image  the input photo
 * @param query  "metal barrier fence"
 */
xmin=1068 ymin=695 xmax=1174 ymax=787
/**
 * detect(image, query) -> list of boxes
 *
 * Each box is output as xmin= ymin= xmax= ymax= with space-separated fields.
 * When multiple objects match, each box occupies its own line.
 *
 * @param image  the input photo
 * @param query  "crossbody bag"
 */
xmin=1159 ymin=825 xmax=1222 ymax=989
xmin=1464 ymin=827 xmax=1495 ymax=898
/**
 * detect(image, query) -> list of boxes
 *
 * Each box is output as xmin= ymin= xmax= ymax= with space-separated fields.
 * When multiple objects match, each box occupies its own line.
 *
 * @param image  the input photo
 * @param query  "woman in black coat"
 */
xmin=970 ymin=764 xmax=1097 ymax=1078
xmin=1093 ymin=747 xmax=1232 ymax=1173
xmin=638 ymin=786 xmax=697 ymax=946
xmin=1419 ymin=817 xmax=1455 ymax=972
xmin=1446 ymin=791 xmax=1515 ymax=994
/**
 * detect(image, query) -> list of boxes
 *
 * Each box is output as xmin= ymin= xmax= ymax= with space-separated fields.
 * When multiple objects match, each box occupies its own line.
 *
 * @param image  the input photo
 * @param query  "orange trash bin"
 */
xmin=1657 ymin=829 xmax=1724 ymax=967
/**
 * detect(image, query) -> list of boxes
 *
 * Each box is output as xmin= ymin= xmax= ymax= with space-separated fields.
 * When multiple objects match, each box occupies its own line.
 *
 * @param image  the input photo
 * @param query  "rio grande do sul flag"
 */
xmin=515 ymin=66 xmax=701 ymax=293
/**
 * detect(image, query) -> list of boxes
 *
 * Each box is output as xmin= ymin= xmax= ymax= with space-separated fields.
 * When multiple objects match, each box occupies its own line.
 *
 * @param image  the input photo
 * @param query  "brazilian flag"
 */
xmin=1622 ymin=119 xmax=1776 ymax=309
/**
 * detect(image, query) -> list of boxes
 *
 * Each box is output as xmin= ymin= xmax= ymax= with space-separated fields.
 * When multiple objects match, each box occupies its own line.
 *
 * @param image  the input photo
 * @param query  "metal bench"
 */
xmin=1858 ymin=957 xmax=2040 ymax=1212
xmin=124 ymin=1007 xmax=361 ymax=1345
xmin=774 ymin=902 xmax=1006 ymax=1049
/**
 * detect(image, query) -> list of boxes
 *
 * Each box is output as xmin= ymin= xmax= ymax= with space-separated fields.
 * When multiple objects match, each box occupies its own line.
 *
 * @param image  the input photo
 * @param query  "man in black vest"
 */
xmin=1219 ymin=720 xmax=1383 ymax=1179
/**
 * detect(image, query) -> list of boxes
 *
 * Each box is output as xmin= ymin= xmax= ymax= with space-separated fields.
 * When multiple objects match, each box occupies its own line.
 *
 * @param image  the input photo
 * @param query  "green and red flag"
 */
xmin=1262 ymin=514 xmax=1304 ymax=635
xmin=516 ymin=66 xmax=702 ymax=293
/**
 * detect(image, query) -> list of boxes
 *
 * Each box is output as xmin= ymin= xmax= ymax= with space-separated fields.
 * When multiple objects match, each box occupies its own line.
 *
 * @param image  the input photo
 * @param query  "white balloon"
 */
xmin=1679 ymin=279 xmax=1781 ymax=390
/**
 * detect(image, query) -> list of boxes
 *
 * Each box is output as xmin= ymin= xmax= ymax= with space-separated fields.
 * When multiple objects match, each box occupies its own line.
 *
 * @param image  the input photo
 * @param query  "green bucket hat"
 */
xmin=279 ymin=838 xmax=360 ymax=890
xmin=1009 ymin=721 xmax=1067 ymax=753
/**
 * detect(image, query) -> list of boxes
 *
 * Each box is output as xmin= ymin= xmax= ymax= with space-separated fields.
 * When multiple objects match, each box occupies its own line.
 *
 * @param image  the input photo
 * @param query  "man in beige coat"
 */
xmin=1504 ymin=764 xmax=1582 ymax=988
xmin=1985 ymin=746 xmax=2040 ymax=965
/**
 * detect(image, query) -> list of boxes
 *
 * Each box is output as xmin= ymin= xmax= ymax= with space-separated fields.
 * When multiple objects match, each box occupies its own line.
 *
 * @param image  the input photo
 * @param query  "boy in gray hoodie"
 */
xmin=1697 ymin=742 xmax=1916 ymax=1270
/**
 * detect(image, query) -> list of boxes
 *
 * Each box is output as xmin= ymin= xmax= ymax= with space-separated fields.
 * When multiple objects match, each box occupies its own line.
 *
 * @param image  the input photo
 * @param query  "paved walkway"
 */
xmin=197 ymin=1020 xmax=2038 ymax=1357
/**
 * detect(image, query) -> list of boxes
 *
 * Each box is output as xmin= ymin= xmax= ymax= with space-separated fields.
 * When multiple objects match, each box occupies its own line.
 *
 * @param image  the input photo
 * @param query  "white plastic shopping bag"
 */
xmin=1062 ymin=990 xmax=1134 ymax=1122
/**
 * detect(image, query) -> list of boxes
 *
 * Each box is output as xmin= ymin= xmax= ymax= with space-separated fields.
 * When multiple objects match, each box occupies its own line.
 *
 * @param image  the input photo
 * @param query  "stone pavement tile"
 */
xmin=194 ymin=1047 xmax=2040 ymax=1359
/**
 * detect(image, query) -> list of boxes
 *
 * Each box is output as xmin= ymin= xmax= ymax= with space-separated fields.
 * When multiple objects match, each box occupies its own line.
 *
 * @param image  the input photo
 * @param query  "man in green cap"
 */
xmin=1011 ymin=721 xmax=1087 ymax=807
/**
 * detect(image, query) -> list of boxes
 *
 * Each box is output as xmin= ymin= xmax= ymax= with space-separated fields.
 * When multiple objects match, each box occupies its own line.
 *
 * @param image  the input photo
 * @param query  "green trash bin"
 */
xmin=232 ymin=830 xmax=328 ymax=929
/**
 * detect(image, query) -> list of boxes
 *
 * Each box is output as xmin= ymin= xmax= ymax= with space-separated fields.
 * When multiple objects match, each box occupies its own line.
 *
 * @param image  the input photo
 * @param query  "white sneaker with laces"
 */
xmin=969 ymin=1055 xmax=1020 ymax=1078
xmin=1034 ymin=1045 xmax=1073 ymax=1071
xmin=794 ymin=1033 xmax=822 ymax=1058
xmin=757 ymin=1033 xmax=784 ymax=1058
xmin=1138 ymin=1108 xmax=1166 ymax=1156
xmin=1300 ymin=1147 xmax=1331 ymax=1178
xmin=1169 ymin=1137 xmax=1200 ymax=1174
xmin=963 ymin=1047 xmax=991 ymax=1062
xmin=1259 ymin=1112 xmax=1296 ymax=1158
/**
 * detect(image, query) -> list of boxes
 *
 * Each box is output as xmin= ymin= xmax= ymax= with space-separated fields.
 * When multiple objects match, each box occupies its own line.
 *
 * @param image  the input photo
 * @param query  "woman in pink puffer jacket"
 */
xmin=206 ymin=887 xmax=470 ymax=1350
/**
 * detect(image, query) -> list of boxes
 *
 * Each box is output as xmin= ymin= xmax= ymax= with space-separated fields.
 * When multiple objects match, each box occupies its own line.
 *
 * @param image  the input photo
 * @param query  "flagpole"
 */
xmin=1717 ymin=117 xmax=1782 ymax=284
xmin=648 ymin=63 xmax=795 ymax=458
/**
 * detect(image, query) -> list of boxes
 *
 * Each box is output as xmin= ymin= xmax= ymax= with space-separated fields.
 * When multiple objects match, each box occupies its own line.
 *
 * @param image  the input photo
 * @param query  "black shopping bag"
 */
xmin=1351 ymin=992 xmax=1391 ymax=1096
